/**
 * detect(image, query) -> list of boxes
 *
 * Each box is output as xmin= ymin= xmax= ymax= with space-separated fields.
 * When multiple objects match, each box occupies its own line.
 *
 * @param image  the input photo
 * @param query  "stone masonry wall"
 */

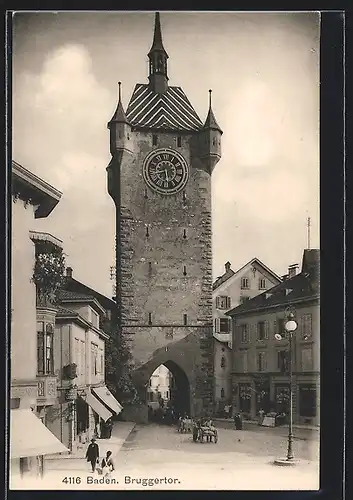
xmin=114 ymin=129 xmax=214 ymax=415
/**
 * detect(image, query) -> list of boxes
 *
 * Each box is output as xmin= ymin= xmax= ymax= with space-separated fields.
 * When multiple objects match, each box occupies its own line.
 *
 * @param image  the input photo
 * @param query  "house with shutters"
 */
xmin=226 ymin=249 xmax=320 ymax=426
xmin=212 ymin=258 xmax=282 ymax=414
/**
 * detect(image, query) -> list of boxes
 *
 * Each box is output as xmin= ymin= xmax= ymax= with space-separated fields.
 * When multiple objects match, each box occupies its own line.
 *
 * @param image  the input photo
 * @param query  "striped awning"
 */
xmin=126 ymin=84 xmax=203 ymax=132
xmin=92 ymin=386 xmax=123 ymax=416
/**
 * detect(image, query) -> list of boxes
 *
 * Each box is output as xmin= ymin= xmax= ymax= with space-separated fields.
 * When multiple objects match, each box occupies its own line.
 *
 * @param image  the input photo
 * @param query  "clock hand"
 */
xmin=164 ymin=168 xmax=169 ymax=183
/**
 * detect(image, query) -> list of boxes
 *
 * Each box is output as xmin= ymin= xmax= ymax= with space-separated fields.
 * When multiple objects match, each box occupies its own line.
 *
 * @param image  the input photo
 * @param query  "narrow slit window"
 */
xmin=152 ymin=134 xmax=158 ymax=146
xmin=183 ymin=314 xmax=187 ymax=325
xmin=148 ymin=262 xmax=152 ymax=274
xmin=148 ymin=313 xmax=152 ymax=325
xmin=177 ymin=136 xmax=182 ymax=147
xmin=183 ymin=229 xmax=187 ymax=239
xmin=183 ymin=266 xmax=187 ymax=276
xmin=144 ymin=189 xmax=148 ymax=199
xmin=146 ymin=225 xmax=149 ymax=237
xmin=183 ymin=191 xmax=187 ymax=203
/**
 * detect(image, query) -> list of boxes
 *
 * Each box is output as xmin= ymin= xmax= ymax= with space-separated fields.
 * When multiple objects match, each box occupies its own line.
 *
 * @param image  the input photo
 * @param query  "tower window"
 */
xmin=148 ymin=313 xmax=152 ymax=325
xmin=183 ymin=229 xmax=187 ymax=239
xmin=144 ymin=189 xmax=148 ymax=199
xmin=183 ymin=266 xmax=187 ymax=276
xmin=183 ymin=191 xmax=187 ymax=203
xmin=183 ymin=314 xmax=187 ymax=325
xmin=146 ymin=225 xmax=149 ymax=237
xmin=221 ymin=388 xmax=225 ymax=399
xmin=221 ymin=356 xmax=226 ymax=368
xmin=152 ymin=134 xmax=158 ymax=146
xmin=148 ymin=262 xmax=152 ymax=274
xmin=127 ymin=133 xmax=130 ymax=140
xmin=177 ymin=136 xmax=182 ymax=147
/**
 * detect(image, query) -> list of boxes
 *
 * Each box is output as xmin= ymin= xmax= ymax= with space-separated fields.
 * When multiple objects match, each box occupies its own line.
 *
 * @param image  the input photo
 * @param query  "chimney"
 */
xmin=288 ymin=264 xmax=299 ymax=279
xmin=66 ymin=267 xmax=73 ymax=278
xmin=225 ymin=261 xmax=231 ymax=272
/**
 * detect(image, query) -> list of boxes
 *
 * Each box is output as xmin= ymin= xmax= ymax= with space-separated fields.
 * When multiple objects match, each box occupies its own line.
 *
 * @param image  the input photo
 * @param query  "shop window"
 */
xmin=239 ymin=384 xmax=251 ymax=412
xmin=299 ymin=384 xmax=316 ymax=417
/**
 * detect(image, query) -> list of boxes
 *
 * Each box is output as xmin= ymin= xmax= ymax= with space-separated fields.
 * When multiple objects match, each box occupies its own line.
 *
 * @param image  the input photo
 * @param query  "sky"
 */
xmin=12 ymin=11 xmax=320 ymax=297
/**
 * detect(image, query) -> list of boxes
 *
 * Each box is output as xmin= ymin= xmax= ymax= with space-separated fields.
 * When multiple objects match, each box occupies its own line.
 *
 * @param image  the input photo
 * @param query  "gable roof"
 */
xmin=126 ymin=84 xmax=203 ymax=132
xmin=56 ymin=306 xmax=109 ymax=339
xmin=56 ymin=289 xmax=106 ymax=316
xmin=226 ymin=251 xmax=320 ymax=317
xmin=62 ymin=276 xmax=116 ymax=313
xmin=213 ymin=257 xmax=282 ymax=291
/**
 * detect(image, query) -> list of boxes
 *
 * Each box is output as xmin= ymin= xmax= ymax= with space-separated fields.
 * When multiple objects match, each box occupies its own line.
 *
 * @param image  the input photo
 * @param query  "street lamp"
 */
xmin=274 ymin=306 xmax=298 ymax=466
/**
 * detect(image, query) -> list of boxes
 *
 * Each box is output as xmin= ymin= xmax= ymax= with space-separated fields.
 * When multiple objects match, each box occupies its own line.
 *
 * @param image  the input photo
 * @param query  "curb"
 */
xmin=45 ymin=422 xmax=137 ymax=461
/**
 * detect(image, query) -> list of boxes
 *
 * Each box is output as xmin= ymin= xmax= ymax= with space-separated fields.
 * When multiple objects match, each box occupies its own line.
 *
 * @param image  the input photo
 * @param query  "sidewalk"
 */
xmin=214 ymin=418 xmax=319 ymax=432
xmin=44 ymin=421 xmax=135 ymax=471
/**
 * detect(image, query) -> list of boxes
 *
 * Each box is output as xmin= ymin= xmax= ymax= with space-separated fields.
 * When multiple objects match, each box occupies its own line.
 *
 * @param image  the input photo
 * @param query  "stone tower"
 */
xmin=107 ymin=12 xmax=222 ymax=422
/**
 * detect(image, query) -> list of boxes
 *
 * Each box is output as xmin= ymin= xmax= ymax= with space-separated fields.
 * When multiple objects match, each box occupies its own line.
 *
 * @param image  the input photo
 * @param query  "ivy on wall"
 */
xmin=32 ymin=241 xmax=66 ymax=306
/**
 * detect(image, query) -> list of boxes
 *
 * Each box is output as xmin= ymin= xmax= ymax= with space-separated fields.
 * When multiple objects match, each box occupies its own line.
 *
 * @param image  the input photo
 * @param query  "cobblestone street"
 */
xmin=13 ymin=422 xmax=320 ymax=490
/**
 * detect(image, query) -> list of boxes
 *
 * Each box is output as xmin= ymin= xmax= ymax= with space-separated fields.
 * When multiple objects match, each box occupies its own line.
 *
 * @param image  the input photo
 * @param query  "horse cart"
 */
xmin=193 ymin=424 xmax=218 ymax=443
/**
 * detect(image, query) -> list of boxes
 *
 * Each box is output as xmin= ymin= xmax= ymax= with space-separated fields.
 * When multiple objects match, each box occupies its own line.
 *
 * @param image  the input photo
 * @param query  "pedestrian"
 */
xmin=85 ymin=438 xmax=100 ymax=473
xmin=258 ymin=408 xmax=265 ymax=426
xmin=234 ymin=412 xmax=243 ymax=430
xmin=101 ymin=450 xmax=115 ymax=478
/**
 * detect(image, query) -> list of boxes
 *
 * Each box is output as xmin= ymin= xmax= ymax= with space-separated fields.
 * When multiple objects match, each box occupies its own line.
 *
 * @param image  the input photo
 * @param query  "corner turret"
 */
xmin=107 ymin=82 xmax=133 ymax=155
xmin=197 ymin=90 xmax=223 ymax=173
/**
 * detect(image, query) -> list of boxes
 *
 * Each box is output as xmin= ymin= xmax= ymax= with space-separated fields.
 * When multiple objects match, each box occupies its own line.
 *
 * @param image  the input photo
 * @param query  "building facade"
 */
xmin=227 ymin=250 xmax=320 ymax=426
xmin=106 ymin=12 xmax=222 ymax=421
xmin=147 ymin=365 xmax=172 ymax=408
xmin=10 ymin=162 xmax=67 ymax=482
xmin=212 ymin=258 xmax=282 ymax=413
xmin=45 ymin=287 xmax=122 ymax=452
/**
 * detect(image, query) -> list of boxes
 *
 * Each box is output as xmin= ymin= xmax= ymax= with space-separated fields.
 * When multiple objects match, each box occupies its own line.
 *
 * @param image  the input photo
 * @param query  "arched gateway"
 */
xmin=107 ymin=13 xmax=223 ymax=423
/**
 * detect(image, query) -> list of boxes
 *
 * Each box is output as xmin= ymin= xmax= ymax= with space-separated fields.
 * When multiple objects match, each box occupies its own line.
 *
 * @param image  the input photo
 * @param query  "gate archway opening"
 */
xmin=146 ymin=360 xmax=190 ymax=422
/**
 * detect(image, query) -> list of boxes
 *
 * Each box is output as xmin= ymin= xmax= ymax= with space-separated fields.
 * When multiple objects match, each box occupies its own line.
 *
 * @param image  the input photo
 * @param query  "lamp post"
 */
xmin=274 ymin=306 xmax=298 ymax=466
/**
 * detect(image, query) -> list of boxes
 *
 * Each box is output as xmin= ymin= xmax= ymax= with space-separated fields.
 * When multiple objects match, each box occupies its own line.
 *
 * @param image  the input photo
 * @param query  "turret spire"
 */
xmin=203 ymin=89 xmax=223 ymax=134
xmin=109 ymin=81 xmax=129 ymax=125
xmin=148 ymin=12 xmax=169 ymax=94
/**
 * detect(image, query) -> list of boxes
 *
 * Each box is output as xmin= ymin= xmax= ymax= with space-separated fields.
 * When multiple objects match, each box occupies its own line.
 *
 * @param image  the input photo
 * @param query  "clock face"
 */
xmin=142 ymin=148 xmax=189 ymax=195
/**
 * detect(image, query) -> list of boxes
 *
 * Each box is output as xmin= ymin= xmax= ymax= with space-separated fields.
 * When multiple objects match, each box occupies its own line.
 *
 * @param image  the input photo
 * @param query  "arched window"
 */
xmin=221 ymin=356 xmax=226 ymax=368
xmin=221 ymin=388 xmax=225 ymax=398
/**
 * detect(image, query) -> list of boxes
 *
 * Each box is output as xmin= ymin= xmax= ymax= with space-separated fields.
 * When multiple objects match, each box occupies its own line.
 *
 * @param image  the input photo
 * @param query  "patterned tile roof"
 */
xmin=57 ymin=289 xmax=93 ymax=301
xmin=126 ymin=84 xmax=203 ymax=132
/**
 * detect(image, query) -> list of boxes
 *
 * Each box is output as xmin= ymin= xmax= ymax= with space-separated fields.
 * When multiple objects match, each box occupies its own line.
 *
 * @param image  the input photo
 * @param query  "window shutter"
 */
xmin=226 ymin=296 xmax=231 ymax=309
xmin=264 ymin=320 xmax=269 ymax=339
xmin=216 ymin=296 xmax=220 ymax=309
xmin=264 ymin=352 xmax=267 ymax=371
xmin=256 ymin=322 xmax=260 ymax=340
xmin=215 ymin=318 xmax=220 ymax=333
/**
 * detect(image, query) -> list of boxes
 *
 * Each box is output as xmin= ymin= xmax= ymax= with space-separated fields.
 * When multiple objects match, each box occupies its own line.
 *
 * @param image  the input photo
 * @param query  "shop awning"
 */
xmin=92 ymin=386 xmax=123 ymax=416
xmin=10 ymin=409 xmax=68 ymax=458
xmin=86 ymin=390 xmax=113 ymax=422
